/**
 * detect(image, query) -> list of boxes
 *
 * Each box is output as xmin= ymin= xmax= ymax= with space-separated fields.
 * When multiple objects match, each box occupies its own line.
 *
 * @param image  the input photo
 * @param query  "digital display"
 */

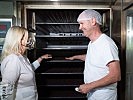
xmin=0 ymin=21 xmax=11 ymax=34
xmin=0 ymin=25 xmax=7 ymax=30
xmin=0 ymin=19 xmax=12 ymax=52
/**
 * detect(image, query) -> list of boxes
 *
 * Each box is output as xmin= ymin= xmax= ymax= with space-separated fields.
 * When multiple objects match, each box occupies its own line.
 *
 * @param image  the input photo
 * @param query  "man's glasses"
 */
xmin=26 ymin=37 xmax=35 ymax=50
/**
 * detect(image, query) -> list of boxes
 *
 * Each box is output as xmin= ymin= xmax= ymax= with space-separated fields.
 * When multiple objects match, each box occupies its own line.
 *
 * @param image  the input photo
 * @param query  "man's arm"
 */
xmin=65 ymin=54 xmax=86 ymax=61
xmin=78 ymin=60 xmax=121 ymax=94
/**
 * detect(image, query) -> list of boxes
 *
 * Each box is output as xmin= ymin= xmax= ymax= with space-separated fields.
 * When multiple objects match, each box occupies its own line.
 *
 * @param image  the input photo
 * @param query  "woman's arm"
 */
xmin=37 ymin=54 xmax=52 ymax=63
xmin=32 ymin=54 xmax=52 ymax=70
xmin=1 ymin=55 xmax=21 ymax=85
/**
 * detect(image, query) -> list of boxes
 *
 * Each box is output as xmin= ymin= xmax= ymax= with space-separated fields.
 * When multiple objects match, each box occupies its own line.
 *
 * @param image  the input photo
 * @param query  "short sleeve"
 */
xmin=103 ymin=42 xmax=119 ymax=65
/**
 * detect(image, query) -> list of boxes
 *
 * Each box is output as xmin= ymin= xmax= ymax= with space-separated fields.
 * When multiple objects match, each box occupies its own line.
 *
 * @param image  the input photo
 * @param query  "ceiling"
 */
xmin=2 ymin=0 xmax=133 ymax=8
xmin=5 ymin=0 xmax=116 ymax=1
xmin=3 ymin=0 xmax=118 ymax=5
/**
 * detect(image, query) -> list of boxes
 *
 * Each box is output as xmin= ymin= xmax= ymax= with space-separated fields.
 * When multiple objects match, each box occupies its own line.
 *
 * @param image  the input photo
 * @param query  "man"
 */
xmin=66 ymin=9 xmax=121 ymax=100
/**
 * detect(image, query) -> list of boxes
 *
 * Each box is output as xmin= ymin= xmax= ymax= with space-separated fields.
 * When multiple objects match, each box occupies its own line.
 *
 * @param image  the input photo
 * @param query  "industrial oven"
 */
xmin=2 ymin=0 xmax=133 ymax=100
xmin=25 ymin=8 xmax=111 ymax=100
xmin=15 ymin=1 xmax=122 ymax=100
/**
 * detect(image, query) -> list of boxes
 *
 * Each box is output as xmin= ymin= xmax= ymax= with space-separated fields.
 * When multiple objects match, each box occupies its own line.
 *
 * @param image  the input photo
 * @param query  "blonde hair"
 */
xmin=0 ymin=26 xmax=28 ymax=61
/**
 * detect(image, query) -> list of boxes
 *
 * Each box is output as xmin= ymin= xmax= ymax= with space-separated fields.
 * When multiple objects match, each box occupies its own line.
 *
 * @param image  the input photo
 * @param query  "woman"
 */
xmin=0 ymin=26 xmax=52 ymax=100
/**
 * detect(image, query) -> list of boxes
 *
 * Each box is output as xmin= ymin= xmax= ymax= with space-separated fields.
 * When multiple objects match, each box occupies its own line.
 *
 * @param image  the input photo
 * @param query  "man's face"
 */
xmin=78 ymin=19 xmax=93 ymax=38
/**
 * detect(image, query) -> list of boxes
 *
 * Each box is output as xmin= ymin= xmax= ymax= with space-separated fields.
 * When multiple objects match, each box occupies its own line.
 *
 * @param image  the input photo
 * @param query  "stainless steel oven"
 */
xmin=25 ymin=8 xmax=111 ymax=100
xmin=15 ymin=1 xmax=116 ymax=100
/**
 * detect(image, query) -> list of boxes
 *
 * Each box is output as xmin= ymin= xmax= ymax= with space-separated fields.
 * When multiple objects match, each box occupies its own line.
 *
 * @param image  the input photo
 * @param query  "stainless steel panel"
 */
xmin=126 ymin=73 xmax=133 ymax=100
xmin=126 ymin=14 xmax=133 ymax=72
xmin=126 ymin=5 xmax=133 ymax=100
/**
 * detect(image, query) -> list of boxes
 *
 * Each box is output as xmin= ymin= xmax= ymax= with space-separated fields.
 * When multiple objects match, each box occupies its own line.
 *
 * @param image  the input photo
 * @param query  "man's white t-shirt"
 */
xmin=84 ymin=34 xmax=119 ymax=89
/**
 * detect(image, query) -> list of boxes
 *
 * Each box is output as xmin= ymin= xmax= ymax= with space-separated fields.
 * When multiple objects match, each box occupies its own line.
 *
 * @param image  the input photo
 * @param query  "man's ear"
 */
xmin=91 ymin=18 xmax=97 ymax=25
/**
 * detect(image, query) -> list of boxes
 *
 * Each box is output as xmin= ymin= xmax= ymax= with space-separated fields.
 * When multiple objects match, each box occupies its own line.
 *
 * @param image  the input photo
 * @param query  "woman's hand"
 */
xmin=38 ymin=54 xmax=52 ymax=63
xmin=41 ymin=54 xmax=52 ymax=59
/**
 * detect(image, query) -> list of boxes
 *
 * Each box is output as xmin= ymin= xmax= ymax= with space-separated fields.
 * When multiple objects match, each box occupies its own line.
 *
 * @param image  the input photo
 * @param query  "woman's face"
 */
xmin=21 ymin=32 xmax=28 ymax=54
